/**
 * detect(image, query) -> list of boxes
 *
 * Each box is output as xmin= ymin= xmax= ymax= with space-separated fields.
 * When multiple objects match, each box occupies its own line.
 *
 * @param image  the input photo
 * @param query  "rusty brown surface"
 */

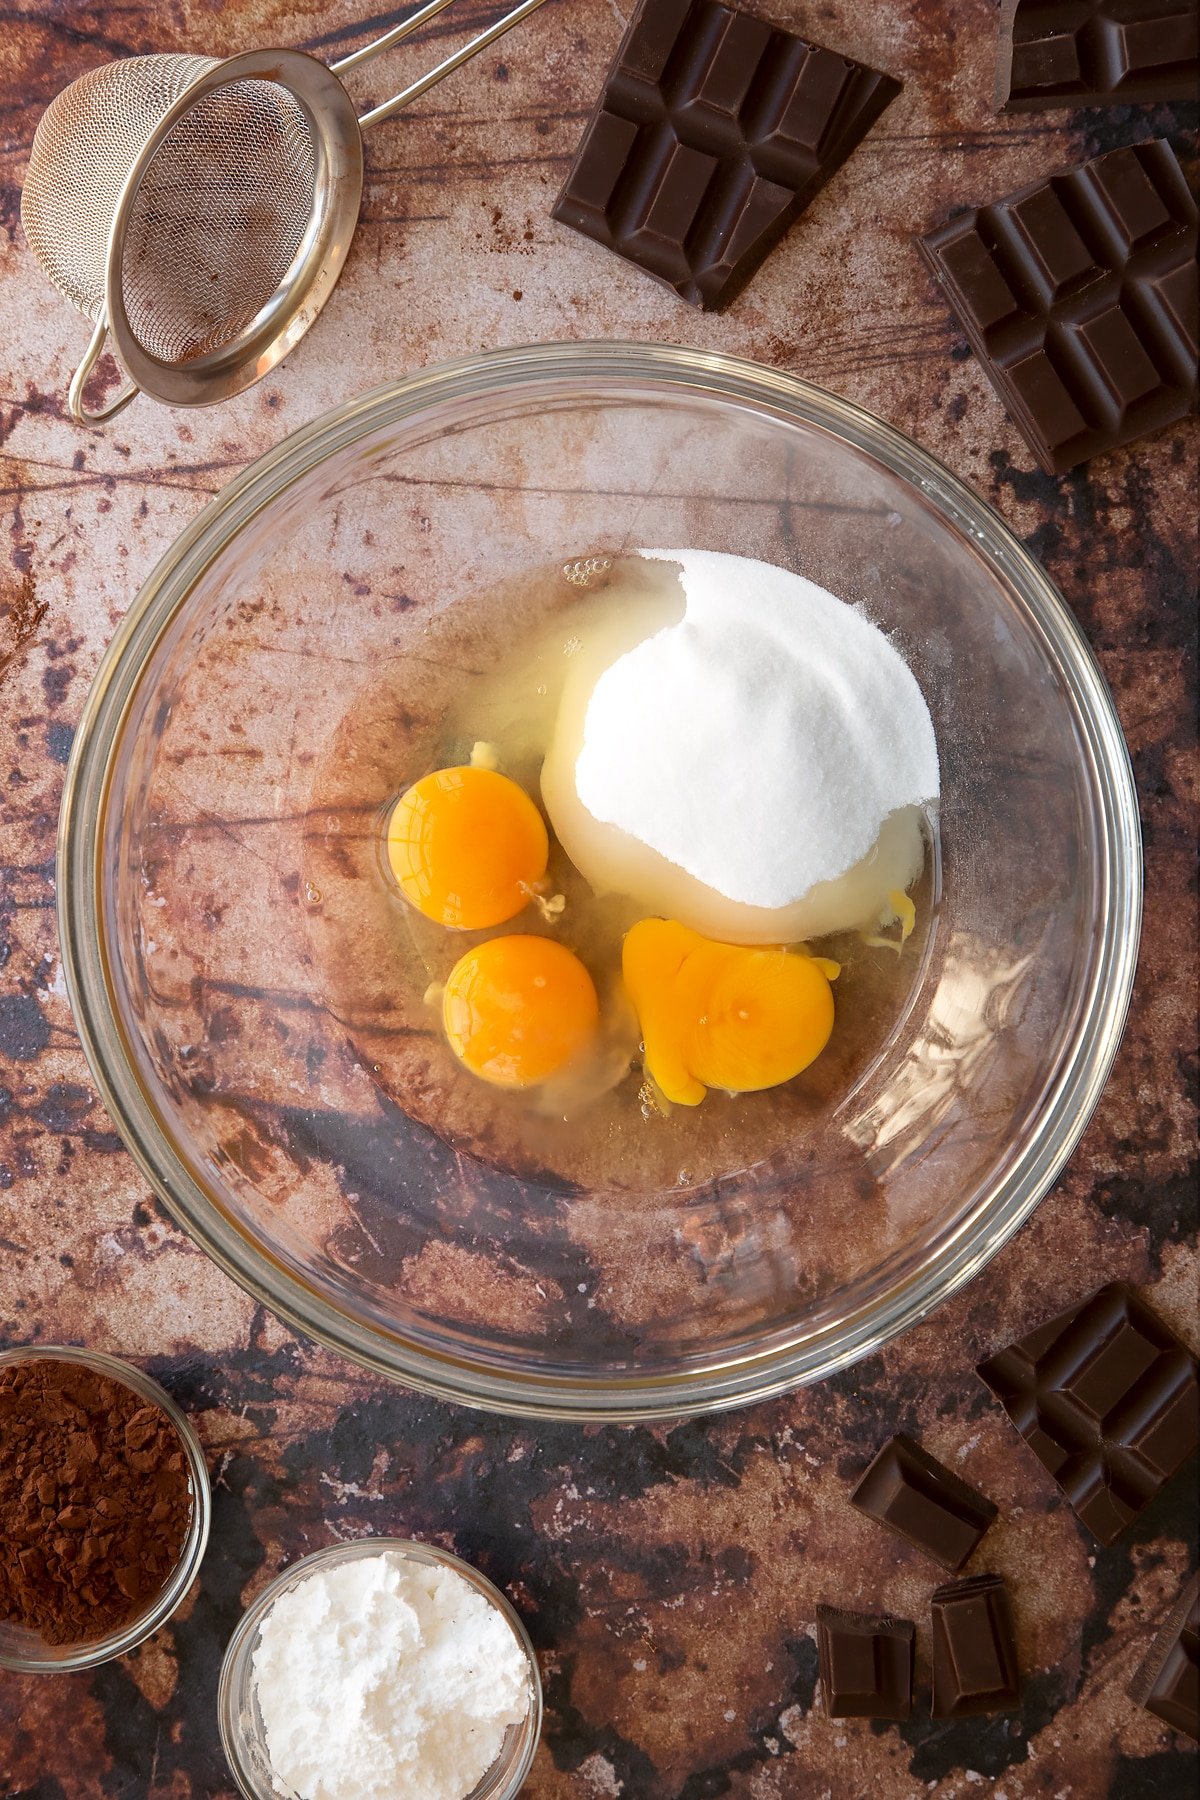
xmin=0 ymin=1 xmax=1196 ymax=1796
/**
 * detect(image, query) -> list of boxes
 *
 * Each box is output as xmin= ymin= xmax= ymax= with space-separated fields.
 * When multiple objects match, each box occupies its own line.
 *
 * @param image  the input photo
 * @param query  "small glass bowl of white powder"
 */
xmin=218 ymin=1539 xmax=542 ymax=1800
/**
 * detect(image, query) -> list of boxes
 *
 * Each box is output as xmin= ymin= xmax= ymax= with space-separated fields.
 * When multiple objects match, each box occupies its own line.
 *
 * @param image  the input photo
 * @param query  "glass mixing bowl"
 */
xmin=58 ymin=343 xmax=1140 ymax=1420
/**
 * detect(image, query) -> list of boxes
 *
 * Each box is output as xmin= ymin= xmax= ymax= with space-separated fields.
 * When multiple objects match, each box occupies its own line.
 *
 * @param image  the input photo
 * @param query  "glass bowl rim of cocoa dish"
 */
xmin=0 ymin=1344 xmax=212 ymax=1672
xmin=217 ymin=1536 xmax=544 ymax=1800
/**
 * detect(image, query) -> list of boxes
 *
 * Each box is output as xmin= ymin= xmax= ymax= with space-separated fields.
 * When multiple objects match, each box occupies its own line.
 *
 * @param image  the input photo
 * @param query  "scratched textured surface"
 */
xmin=0 ymin=1 xmax=1196 ymax=1796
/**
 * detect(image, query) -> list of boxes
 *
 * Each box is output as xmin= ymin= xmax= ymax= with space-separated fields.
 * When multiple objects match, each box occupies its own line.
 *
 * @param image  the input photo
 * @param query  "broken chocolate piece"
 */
xmin=998 ymin=0 xmax=1200 ymax=110
xmin=553 ymin=0 xmax=901 ymax=309
xmin=919 ymin=138 xmax=1198 ymax=474
xmin=850 ymin=1433 xmax=998 ymax=1571
xmin=817 ymin=1603 xmax=915 ymax=1719
xmin=931 ymin=1573 xmax=1021 ymax=1718
xmin=978 ymin=1281 xmax=1200 ymax=1545
xmin=1131 ymin=1573 xmax=1199 ymax=1743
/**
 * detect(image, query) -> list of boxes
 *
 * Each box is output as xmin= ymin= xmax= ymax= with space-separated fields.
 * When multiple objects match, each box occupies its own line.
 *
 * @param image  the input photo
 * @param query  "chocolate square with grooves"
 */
xmin=816 ymin=1604 xmax=915 ymax=1720
xmin=931 ymin=1574 xmax=1021 ymax=1718
xmin=1131 ymin=1574 xmax=1200 ymax=1743
xmin=977 ymin=1282 xmax=1200 ymax=1545
xmin=919 ymin=139 xmax=1198 ymax=475
xmin=850 ymin=1432 xmax=998 ymax=1570
xmin=998 ymin=0 xmax=1200 ymax=109
xmin=552 ymin=0 xmax=902 ymax=310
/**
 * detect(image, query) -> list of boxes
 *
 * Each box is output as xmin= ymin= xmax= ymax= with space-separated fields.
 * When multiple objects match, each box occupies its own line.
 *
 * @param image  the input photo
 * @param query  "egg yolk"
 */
xmin=622 ymin=919 xmax=836 ymax=1107
xmin=388 ymin=766 xmax=548 ymax=929
xmin=442 ymin=935 xmax=600 ymax=1088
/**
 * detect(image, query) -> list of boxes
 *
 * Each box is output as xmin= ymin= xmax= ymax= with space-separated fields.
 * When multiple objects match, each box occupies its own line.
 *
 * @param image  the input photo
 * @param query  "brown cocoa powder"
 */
xmin=0 ymin=1356 xmax=193 ymax=1645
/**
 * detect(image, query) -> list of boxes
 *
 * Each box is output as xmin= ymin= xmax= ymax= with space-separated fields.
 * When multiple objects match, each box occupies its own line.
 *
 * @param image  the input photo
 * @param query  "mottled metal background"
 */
xmin=0 ymin=0 xmax=1196 ymax=1795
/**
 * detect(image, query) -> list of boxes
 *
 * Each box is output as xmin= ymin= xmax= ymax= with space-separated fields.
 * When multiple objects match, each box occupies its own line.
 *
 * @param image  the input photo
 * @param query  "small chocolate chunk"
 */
xmin=998 ymin=0 xmax=1199 ymax=110
xmin=850 ymin=1433 xmax=997 ymax=1571
xmin=817 ymin=1604 xmax=915 ymax=1719
xmin=1131 ymin=1574 xmax=1199 ymax=1743
xmin=931 ymin=1573 xmax=1020 ymax=1718
xmin=919 ymin=139 xmax=1198 ymax=475
xmin=553 ymin=0 xmax=901 ymax=310
xmin=978 ymin=1281 xmax=1199 ymax=1545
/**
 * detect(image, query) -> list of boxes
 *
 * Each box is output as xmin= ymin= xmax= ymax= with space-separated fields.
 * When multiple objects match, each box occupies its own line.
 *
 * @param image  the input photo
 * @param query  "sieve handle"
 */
xmin=331 ymin=0 xmax=555 ymax=131
xmin=69 ymin=311 xmax=140 ymax=426
xmin=329 ymin=0 xmax=462 ymax=74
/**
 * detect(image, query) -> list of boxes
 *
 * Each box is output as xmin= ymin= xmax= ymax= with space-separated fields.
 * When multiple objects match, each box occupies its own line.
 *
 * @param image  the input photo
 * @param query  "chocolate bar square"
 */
xmin=816 ymin=1604 xmax=915 ymax=1720
xmin=978 ymin=1282 xmax=1199 ymax=1545
xmin=931 ymin=1573 xmax=1021 ymax=1718
xmin=920 ymin=139 xmax=1198 ymax=474
xmin=998 ymin=0 xmax=1200 ymax=109
xmin=851 ymin=1433 xmax=998 ymax=1571
xmin=553 ymin=0 xmax=901 ymax=309
xmin=1131 ymin=1575 xmax=1199 ymax=1743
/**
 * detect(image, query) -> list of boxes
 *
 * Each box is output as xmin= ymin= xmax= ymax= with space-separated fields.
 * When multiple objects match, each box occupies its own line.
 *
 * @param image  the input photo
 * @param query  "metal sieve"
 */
xmin=20 ymin=0 xmax=551 ymax=425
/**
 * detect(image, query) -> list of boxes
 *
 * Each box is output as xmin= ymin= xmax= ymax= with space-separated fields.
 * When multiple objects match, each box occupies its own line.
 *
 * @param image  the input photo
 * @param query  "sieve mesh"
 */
xmin=119 ymin=79 xmax=317 ymax=365
xmin=22 ymin=0 xmax=551 ymax=412
xmin=21 ymin=55 xmax=219 ymax=323
xmin=21 ymin=54 xmax=318 ymax=368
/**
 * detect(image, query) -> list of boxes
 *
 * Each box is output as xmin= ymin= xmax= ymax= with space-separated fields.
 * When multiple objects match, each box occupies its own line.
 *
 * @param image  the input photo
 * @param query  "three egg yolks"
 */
xmin=387 ymin=766 xmax=548 ymax=929
xmin=622 ymin=918 xmax=836 ymax=1107
xmin=387 ymin=766 xmax=837 ymax=1099
xmin=442 ymin=935 xmax=600 ymax=1088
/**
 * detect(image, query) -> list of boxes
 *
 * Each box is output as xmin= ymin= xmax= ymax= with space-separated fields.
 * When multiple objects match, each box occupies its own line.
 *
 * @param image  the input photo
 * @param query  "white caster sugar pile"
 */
xmin=574 ymin=548 xmax=940 ymax=909
xmin=250 ymin=1551 xmax=531 ymax=1800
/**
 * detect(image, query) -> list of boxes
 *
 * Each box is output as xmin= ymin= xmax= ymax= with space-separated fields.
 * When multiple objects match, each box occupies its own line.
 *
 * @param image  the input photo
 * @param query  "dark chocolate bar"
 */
xmin=553 ymin=0 xmax=901 ymax=309
xmin=919 ymin=138 xmax=1198 ymax=474
xmin=851 ymin=1433 xmax=998 ymax=1571
xmin=978 ymin=1282 xmax=1200 ymax=1545
xmin=931 ymin=1574 xmax=1021 ymax=1718
xmin=816 ymin=1603 xmax=915 ymax=1720
xmin=998 ymin=0 xmax=1200 ymax=109
xmin=1131 ymin=1574 xmax=1199 ymax=1743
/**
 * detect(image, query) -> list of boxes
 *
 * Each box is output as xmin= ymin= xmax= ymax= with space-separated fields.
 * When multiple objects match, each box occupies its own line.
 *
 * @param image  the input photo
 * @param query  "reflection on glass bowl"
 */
xmin=58 ymin=343 xmax=1140 ymax=1420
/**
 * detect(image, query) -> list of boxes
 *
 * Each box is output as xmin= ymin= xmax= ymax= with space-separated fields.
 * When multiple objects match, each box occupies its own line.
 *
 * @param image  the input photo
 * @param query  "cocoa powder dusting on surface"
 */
xmin=0 ymin=569 xmax=47 ymax=688
xmin=0 ymin=1358 xmax=193 ymax=1645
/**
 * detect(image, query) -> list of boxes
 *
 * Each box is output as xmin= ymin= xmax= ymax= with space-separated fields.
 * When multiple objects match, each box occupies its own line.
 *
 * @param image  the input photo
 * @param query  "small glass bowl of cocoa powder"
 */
xmin=0 ymin=1346 xmax=211 ymax=1672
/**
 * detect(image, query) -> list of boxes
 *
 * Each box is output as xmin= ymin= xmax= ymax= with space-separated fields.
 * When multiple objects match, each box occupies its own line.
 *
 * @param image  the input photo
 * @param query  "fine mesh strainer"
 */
xmin=20 ymin=0 xmax=552 ymax=425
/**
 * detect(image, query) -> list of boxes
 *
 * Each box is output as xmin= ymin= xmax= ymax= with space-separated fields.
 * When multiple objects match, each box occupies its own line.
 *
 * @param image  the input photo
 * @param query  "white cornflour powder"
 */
xmin=574 ymin=548 xmax=940 ymax=909
xmin=250 ymin=1552 xmax=531 ymax=1800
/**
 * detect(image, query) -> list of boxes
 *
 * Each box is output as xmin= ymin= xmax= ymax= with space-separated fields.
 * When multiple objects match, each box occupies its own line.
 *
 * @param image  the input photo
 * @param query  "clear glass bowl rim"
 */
xmin=56 ymin=340 xmax=1142 ymax=1421
xmin=216 ymin=1537 xmax=543 ymax=1800
xmin=0 ymin=1344 xmax=212 ymax=1671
